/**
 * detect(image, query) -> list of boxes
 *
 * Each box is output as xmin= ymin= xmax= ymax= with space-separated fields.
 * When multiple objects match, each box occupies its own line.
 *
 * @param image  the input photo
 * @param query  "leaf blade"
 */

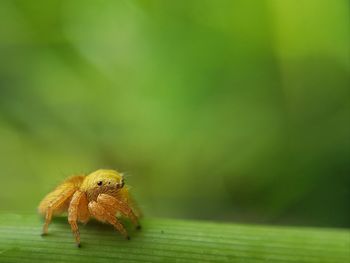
xmin=0 ymin=214 xmax=349 ymax=263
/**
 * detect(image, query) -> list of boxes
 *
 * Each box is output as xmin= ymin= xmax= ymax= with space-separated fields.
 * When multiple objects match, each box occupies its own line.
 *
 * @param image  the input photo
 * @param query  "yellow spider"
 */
xmin=38 ymin=169 xmax=141 ymax=247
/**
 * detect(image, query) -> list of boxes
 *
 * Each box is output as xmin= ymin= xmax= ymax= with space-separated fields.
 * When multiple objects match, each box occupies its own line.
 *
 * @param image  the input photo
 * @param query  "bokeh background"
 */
xmin=0 ymin=0 xmax=349 ymax=228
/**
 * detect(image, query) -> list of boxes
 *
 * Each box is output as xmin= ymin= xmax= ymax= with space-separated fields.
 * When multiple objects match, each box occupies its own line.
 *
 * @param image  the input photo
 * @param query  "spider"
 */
xmin=38 ymin=169 xmax=141 ymax=247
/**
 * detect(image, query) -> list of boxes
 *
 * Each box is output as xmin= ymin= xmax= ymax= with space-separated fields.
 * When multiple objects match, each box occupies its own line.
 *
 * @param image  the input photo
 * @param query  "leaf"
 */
xmin=0 ymin=213 xmax=349 ymax=263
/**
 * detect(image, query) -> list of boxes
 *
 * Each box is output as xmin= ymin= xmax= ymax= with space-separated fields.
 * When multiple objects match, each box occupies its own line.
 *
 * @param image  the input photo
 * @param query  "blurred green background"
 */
xmin=0 ymin=0 xmax=349 ymax=228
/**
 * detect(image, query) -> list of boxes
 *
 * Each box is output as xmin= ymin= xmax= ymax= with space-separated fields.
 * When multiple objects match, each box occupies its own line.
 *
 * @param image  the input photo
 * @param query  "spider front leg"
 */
xmin=97 ymin=194 xmax=141 ymax=229
xmin=88 ymin=200 xmax=129 ymax=240
xmin=68 ymin=190 xmax=88 ymax=247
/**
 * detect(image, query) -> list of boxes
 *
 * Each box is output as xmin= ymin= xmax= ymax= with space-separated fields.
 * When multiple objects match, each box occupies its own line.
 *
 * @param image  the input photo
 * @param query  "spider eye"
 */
xmin=97 ymin=181 xmax=103 ymax=186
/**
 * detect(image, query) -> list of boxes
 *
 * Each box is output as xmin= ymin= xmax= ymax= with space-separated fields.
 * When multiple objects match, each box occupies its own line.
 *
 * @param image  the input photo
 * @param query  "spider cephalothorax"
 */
xmin=38 ymin=169 xmax=141 ymax=247
xmin=82 ymin=170 xmax=125 ymax=201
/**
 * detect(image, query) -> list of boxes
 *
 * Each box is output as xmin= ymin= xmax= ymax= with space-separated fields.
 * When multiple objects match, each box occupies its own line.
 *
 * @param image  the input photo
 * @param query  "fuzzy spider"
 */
xmin=38 ymin=169 xmax=141 ymax=247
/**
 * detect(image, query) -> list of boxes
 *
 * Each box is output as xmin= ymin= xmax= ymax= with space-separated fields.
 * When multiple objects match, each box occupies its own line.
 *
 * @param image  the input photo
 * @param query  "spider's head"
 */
xmin=82 ymin=169 xmax=125 ymax=198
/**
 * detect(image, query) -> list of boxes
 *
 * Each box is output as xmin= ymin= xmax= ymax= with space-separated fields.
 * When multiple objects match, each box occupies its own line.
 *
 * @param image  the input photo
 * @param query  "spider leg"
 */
xmin=97 ymin=194 xmax=141 ymax=229
xmin=88 ymin=201 xmax=129 ymax=239
xmin=117 ymin=187 xmax=143 ymax=218
xmin=68 ymin=190 xmax=87 ymax=247
xmin=41 ymin=188 xmax=76 ymax=235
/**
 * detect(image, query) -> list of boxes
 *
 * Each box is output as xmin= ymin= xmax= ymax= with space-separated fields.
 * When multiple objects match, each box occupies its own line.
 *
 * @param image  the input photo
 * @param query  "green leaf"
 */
xmin=0 ymin=213 xmax=348 ymax=263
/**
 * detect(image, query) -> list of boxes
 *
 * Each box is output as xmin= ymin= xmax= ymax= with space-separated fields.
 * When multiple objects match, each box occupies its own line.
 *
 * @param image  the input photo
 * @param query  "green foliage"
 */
xmin=0 ymin=0 xmax=349 ymax=227
xmin=0 ymin=213 xmax=349 ymax=263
